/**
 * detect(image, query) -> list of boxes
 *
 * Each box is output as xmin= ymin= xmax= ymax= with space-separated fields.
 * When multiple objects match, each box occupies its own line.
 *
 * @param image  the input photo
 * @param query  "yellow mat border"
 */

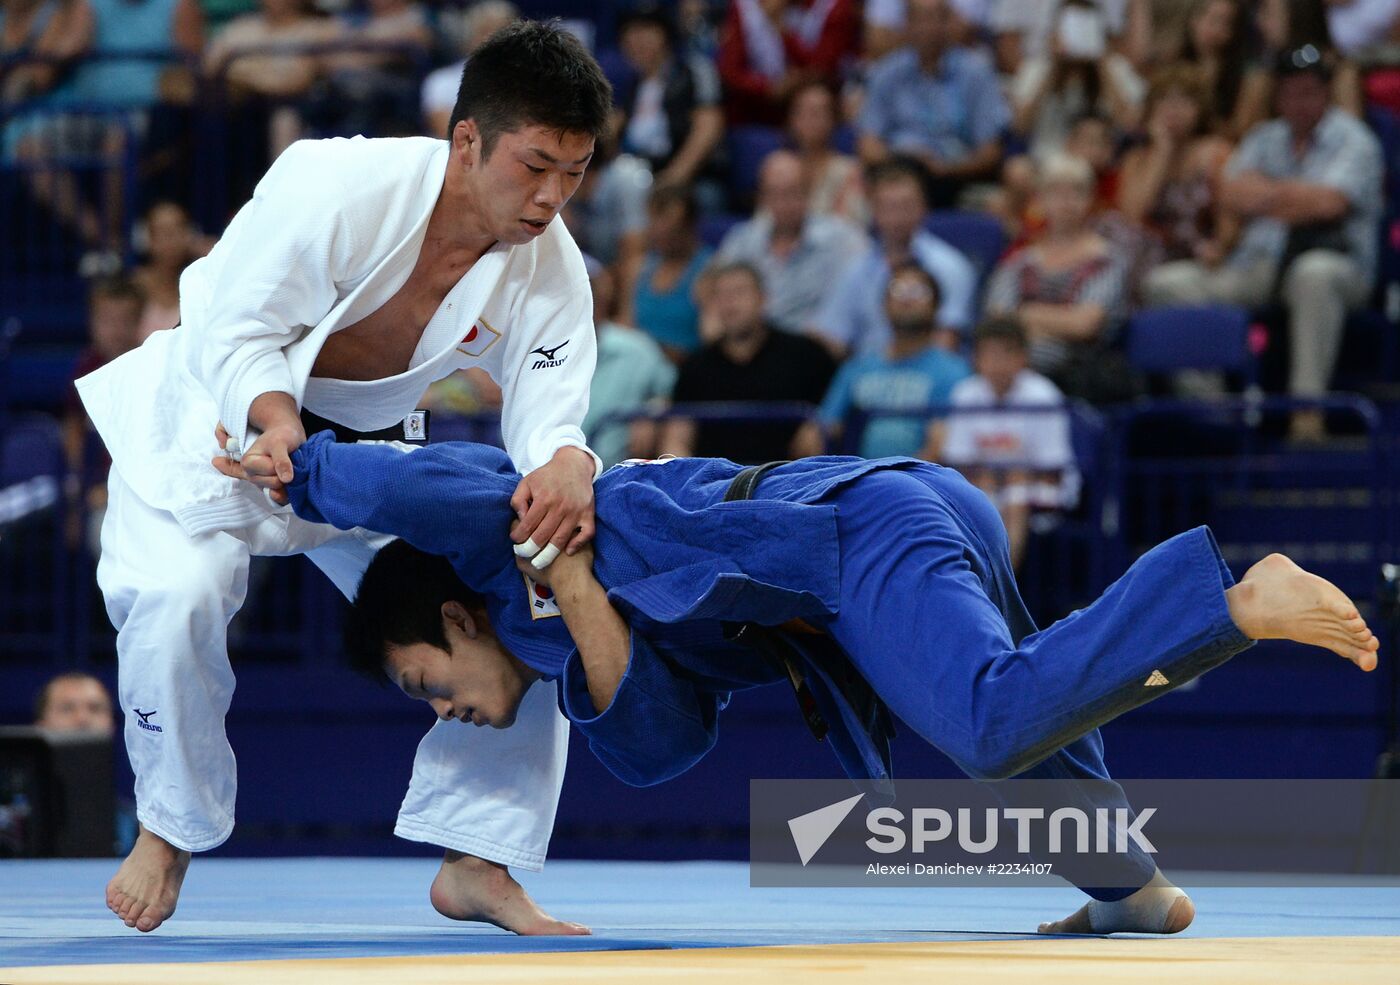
xmin=4 ymin=936 xmax=1399 ymax=985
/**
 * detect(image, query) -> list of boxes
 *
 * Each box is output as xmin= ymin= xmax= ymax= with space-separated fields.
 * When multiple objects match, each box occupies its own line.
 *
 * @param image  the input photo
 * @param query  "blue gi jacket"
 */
xmin=288 ymin=432 xmax=921 ymax=787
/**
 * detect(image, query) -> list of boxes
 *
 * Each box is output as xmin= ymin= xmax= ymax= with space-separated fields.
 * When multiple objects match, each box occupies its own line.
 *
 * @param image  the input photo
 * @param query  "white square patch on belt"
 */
xmin=402 ymin=411 xmax=428 ymax=441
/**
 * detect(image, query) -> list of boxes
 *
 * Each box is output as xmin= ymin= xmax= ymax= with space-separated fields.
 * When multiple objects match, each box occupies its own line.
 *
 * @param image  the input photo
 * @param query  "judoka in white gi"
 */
xmin=77 ymin=22 xmax=613 ymax=934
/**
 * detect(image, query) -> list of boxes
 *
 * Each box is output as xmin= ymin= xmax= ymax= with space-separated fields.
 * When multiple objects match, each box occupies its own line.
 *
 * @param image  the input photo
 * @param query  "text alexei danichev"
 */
xmin=864 ymin=863 xmax=1055 ymax=876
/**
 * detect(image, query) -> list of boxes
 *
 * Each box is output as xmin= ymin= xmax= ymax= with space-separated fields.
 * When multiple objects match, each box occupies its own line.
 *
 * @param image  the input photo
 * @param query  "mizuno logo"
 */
xmin=134 ymin=708 xmax=164 ymax=733
xmin=529 ymin=340 xmax=569 ymax=369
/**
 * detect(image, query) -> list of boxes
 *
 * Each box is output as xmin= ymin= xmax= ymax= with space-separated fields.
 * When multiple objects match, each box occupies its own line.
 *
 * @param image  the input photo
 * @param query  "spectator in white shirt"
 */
xmin=927 ymin=314 xmax=1078 ymax=569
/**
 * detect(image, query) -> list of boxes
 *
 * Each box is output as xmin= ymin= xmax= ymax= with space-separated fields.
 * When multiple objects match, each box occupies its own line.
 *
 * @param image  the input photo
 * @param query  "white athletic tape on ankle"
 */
xmin=1086 ymin=876 xmax=1186 ymax=933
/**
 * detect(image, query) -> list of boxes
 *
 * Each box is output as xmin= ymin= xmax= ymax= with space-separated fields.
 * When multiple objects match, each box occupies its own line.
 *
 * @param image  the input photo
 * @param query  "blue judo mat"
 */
xmin=2 ymin=859 xmax=1399 ymax=967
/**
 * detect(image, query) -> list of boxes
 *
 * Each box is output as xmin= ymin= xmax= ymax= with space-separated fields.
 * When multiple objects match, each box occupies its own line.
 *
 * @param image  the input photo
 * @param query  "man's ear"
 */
xmin=452 ymin=119 xmax=481 ymax=166
xmin=441 ymin=600 xmax=479 ymax=640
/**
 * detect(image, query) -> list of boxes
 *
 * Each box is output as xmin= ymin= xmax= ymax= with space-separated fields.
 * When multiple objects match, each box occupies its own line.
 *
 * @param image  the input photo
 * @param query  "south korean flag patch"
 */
xmin=521 ymin=571 xmax=561 ymax=620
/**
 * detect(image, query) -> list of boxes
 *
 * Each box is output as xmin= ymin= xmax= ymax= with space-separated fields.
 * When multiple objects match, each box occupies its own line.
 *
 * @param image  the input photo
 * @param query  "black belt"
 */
xmin=722 ymin=460 xmax=789 ymax=503
xmin=300 ymin=407 xmax=431 ymax=444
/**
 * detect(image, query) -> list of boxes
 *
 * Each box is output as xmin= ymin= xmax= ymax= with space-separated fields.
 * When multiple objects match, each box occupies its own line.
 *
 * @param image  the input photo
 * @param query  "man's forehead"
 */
xmin=502 ymin=126 xmax=595 ymax=164
xmin=386 ymin=642 xmax=431 ymax=677
xmin=52 ymin=678 xmax=105 ymax=697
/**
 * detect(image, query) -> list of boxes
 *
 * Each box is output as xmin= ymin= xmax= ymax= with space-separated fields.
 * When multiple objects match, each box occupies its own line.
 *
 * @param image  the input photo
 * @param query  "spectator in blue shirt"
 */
xmin=812 ymin=157 xmax=978 ymax=358
xmin=628 ymin=184 xmax=713 ymax=360
xmin=857 ymin=0 xmax=1010 ymax=207
xmin=796 ymin=262 xmax=970 ymax=459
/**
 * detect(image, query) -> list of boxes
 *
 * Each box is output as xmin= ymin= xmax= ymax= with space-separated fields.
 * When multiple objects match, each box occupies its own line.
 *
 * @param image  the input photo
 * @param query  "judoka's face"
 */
xmin=385 ymin=602 xmax=536 ymax=728
xmin=456 ymin=120 xmax=595 ymax=245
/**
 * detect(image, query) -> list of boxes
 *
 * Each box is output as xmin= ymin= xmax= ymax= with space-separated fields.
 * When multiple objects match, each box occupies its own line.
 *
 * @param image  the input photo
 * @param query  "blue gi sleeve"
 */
xmin=558 ymin=632 xmax=725 ymax=787
xmin=287 ymin=432 xmax=517 ymax=562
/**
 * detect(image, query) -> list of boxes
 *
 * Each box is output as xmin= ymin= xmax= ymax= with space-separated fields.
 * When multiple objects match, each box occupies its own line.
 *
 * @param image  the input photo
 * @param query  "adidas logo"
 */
xmin=1144 ymin=670 xmax=1170 ymax=687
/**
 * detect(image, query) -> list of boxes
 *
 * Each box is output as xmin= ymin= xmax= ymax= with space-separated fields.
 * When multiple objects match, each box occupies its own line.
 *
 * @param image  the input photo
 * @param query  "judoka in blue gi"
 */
xmin=286 ymin=432 xmax=1379 ymax=936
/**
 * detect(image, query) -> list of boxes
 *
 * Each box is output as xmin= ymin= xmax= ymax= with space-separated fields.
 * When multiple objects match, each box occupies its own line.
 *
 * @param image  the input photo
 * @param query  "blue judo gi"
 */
xmin=287 ymin=432 xmax=1253 ymax=898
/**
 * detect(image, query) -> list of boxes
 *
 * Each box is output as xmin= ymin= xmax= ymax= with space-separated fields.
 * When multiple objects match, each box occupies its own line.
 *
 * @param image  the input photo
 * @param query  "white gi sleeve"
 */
xmin=184 ymin=140 xmax=355 ymax=451
xmin=495 ymin=233 xmax=602 ymax=477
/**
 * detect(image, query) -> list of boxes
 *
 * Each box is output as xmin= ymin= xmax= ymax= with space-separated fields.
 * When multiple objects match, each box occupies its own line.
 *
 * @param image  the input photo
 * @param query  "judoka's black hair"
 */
xmin=345 ymin=539 xmax=487 ymax=683
xmin=448 ymin=19 xmax=613 ymax=154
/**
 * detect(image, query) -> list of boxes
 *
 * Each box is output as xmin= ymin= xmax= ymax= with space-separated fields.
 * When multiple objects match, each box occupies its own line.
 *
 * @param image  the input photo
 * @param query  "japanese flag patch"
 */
xmin=521 ymin=571 xmax=561 ymax=620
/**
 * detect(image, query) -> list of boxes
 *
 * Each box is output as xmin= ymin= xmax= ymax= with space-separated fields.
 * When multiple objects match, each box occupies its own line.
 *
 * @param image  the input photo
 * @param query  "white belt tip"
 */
xmin=514 ymin=538 xmax=542 ymax=558
xmin=531 ymin=544 xmax=562 ymax=570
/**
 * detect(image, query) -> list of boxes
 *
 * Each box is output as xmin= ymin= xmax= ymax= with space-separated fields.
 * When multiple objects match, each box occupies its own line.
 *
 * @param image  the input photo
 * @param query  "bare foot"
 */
xmin=1039 ymin=873 xmax=1195 ymax=935
xmin=429 ymin=850 xmax=591 ymax=936
xmin=1227 ymin=554 xmax=1380 ymax=671
xmin=106 ymin=826 xmax=191 ymax=932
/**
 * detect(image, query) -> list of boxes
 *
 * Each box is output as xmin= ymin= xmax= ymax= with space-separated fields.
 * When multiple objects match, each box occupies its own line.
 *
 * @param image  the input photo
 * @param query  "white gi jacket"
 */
xmin=78 ymin=135 xmax=598 ymax=536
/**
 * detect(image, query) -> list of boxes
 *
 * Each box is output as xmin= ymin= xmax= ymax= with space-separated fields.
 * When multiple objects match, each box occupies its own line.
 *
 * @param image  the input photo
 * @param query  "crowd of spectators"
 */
xmin=5 ymin=0 xmax=1400 ymax=561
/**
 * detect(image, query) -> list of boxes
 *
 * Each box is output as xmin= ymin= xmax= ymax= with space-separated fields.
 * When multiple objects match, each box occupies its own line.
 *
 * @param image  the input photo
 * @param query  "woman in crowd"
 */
xmin=1171 ymin=0 xmax=1269 ymax=140
xmin=784 ymin=79 xmax=867 ymax=226
xmin=1118 ymin=64 xmax=1234 ymax=268
xmin=1009 ymin=0 xmax=1147 ymax=158
xmin=132 ymin=200 xmax=207 ymax=341
xmin=626 ymin=185 xmax=713 ymax=362
xmin=984 ymin=152 xmax=1132 ymax=404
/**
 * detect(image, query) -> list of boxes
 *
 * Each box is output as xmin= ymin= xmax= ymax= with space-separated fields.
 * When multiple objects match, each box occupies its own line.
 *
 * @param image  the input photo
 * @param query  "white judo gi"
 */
xmin=77 ymin=135 xmax=596 ymax=865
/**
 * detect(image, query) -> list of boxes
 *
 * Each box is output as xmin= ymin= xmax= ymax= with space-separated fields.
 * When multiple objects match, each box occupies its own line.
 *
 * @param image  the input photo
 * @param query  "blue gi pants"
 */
xmin=822 ymin=466 xmax=1252 ymax=899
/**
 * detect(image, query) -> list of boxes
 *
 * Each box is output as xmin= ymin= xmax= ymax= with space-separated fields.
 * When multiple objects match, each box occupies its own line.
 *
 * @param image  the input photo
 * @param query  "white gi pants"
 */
xmin=96 ymin=467 xmax=569 ymax=866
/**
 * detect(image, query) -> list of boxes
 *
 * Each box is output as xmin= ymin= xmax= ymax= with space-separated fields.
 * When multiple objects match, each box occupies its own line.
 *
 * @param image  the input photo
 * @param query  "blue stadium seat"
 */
xmin=922 ymin=209 xmax=1006 ymax=281
xmin=1126 ymin=304 xmax=1255 ymax=378
xmin=699 ymin=212 xmax=744 ymax=249
xmin=0 ymin=412 xmax=64 ymax=487
xmin=832 ymin=124 xmax=857 ymax=156
xmin=1366 ymin=105 xmax=1400 ymax=203
xmin=727 ymin=124 xmax=786 ymax=202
